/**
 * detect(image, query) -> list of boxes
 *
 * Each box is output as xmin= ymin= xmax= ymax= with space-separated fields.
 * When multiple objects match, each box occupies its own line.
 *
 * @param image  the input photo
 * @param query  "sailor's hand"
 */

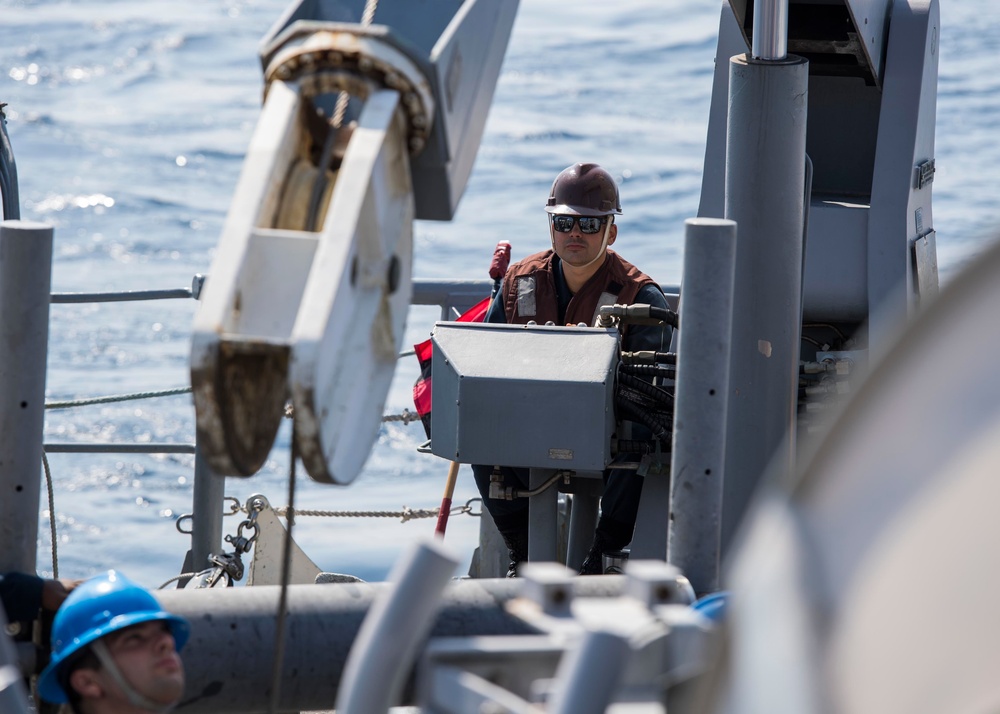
xmin=41 ymin=578 xmax=82 ymax=611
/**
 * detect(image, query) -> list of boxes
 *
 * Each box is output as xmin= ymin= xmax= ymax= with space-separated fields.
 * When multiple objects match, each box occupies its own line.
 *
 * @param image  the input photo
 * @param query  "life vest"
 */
xmin=501 ymin=249 xmax=656 ymax=328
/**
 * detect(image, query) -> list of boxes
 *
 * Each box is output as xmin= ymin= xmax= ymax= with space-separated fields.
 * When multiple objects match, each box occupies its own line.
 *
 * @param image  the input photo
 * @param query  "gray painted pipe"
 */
xmin=189 ymin=449 xmax=225 ymax=574
xmin=752 ymin=0 xmax=789 ymax=60
xmin=335 ymin=539 xmax=458 ymax=714
xmin=0 ymin=221 xmax=53 ymax=574
xmin=528 ymin=468 xmax=559 ymax=563
xmin=547 ymin=629 xmax=631 ymax=714
xmin=668 ymin=219 xmax=736 ymax=595
xmin=158 ymin=577 xmax=626 ymax=713
xmin=721 ymin=55 xmax=808 ymax=551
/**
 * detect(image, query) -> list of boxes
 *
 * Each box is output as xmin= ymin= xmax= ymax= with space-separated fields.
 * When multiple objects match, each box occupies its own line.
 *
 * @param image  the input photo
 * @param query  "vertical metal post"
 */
xmin=752 ymin=0 xmax=789 ymax=60
xmin=0 ymin=221 xmax=53 ymax=574
xmin=189 ymin=448 xmax=226 ymax=572
xmin=527 ymin=468 xmax=558 ymax=563
xmin=722 ymin=55 xmax=808 ymax=551
xmin=667 ymin=218 xmax=736 ymax=595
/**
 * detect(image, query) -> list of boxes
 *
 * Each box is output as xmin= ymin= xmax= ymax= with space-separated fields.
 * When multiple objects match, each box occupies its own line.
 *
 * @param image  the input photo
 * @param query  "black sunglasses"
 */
xmin=550 ymin=214 xmax=608 ymax=235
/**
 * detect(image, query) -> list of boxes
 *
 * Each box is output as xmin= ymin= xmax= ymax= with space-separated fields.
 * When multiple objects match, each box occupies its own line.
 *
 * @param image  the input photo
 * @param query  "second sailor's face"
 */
xmin=550 ymin=214 xmax=616 ymax=267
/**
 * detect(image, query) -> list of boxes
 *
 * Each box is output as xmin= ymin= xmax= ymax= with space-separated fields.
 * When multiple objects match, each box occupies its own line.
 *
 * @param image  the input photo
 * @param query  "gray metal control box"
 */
xmin=429 ymin=322 xmax=619 ymax=470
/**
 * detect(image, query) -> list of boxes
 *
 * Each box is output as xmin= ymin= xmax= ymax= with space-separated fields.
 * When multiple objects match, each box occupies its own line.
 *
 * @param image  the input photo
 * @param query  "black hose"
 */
xmin=620 ymin=350 xmax=676 ymax=366
xmin=620 ymin=364 xmax=676 ymax=379
xmin=616 ymin=398 xmax=667 ymax=441
xmin=647 ymin=305 xmax=678 ymax=328
xmin=613 ymin=439 xmax=670 ymax=456
xmin=616 ymin=384 xmax=672 ymax=425
xmin=604 ymin=303 xmax=679 ymax=329
xmin=619 ymin=371 xmax=674 ymax=405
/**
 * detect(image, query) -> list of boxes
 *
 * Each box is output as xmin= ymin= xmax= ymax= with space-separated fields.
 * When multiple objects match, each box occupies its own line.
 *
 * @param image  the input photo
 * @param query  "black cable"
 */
xmin=620 ymin=364 xmax=676 ymax=379
xmin=616 ymin=382 xmax=673 ymax=426
xmin=803 ymin=322 xmax=848 ymax=342
xmin=608 ymin=304 xmax=679 ymax=329
xmin=620 ymin=350 xmax=676 ymax=366
xmin=616 ymin=398 xmax=668 ymax=442
xmin=613 ymin=439 xmax=670 ymax=456
xmin=647 ymin=305 xmax=678 ymax=328
xmin=619 ymin=370 xmax=674 ymax=405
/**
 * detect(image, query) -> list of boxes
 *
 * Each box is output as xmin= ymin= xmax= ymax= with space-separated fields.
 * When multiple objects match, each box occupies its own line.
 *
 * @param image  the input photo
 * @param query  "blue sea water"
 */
xmin=1 ymin=0 xmax=999 ymax=586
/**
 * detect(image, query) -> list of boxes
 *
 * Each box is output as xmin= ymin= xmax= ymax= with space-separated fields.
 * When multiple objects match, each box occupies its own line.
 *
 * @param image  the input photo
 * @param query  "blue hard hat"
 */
xmin=691 ymin=590 xmax=730 ymax=623
xmin=38 ymin=570 xmax=190 ymax=704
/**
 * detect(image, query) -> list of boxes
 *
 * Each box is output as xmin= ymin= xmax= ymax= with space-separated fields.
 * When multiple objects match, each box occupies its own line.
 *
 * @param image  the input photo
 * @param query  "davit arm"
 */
xmin=190 ymin=0 xmax=519 ymax=484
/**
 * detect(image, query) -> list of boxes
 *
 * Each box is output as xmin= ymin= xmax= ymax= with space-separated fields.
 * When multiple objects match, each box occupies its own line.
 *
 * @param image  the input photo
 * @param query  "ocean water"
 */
xmin=2 ymin=0 xmax=999 ymax=587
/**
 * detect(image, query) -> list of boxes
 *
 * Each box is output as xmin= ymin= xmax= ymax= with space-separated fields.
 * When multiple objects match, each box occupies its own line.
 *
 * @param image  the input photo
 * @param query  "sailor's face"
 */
xmin=101 ymin=621 xmax=185 ymax=707
xmin=550 ymin=215 xmax=617 ymax=268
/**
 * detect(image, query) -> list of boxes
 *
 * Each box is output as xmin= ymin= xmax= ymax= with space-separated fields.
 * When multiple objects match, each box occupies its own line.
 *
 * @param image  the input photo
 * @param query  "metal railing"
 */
xmin=40 ymin=275 xmax=498 ymax=575
xmin=39 ymin=271 xmax=680 ymax=574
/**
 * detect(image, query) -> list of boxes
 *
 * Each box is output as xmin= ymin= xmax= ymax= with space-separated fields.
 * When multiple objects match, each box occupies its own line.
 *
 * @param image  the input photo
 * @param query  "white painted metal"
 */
xmin=246 ymin=498 xmax=323 ymax=586
xmin=190 ymin=80 xmax=314 ymax=476
xmin=290 ymin=88 xmax=414 ymax=485
xmin=191 ymin=22 xmax=437 ymax=483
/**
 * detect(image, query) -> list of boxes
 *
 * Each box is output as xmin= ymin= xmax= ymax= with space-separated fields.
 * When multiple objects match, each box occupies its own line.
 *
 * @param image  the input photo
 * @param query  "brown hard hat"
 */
xmin=544 ymin=162 xmax=622 ymax=216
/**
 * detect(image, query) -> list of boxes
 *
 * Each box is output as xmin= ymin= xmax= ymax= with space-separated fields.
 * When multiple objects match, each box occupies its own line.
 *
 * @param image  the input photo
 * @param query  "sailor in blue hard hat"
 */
xmin=38 ymin=570 xmax=190 ymax=714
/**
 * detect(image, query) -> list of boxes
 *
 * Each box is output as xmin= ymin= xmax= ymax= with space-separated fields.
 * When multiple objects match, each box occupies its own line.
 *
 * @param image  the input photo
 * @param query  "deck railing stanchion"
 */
xmin=190 ymin=447 xmax=226 ymax=574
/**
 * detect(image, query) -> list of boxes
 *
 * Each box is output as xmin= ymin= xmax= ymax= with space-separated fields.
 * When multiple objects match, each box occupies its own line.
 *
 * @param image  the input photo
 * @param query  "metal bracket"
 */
xmin=915 ymin=158 xmax=935 ymax=189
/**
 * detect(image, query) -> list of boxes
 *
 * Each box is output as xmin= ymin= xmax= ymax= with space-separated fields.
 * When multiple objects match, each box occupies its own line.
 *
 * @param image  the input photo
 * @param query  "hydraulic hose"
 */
xmin=597 ymin=303 xmax=678 ymax=329
xmin=618 ymin=370 xmax=674 ymax=405
xmin=620 ymin=350 xmax=676 ymax=366
xmin=616 ymin=398 xmax=668 ymax=442
xmin=612 ymin=438 xmax=666 ymax=456
xmin=620 ymin=364 xmax=676 ymax=379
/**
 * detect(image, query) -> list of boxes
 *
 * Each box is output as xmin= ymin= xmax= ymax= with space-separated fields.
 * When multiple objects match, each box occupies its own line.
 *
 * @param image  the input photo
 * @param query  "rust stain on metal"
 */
xmin=215 ymin=339 xmax=290 ymax=476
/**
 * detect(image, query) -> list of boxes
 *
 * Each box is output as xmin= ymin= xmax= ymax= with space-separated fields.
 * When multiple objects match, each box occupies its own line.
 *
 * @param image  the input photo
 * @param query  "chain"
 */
xmin=171 ymin=495 xmax=481 ymax=590
xmin=271 ymin=499 xmax=480 ymax=522
xmin=179 ymin=496 xmax=482 ymax=534
xmin=380 ymin=408 xmax=421 ymax=424
xmin=223 ymin=499 xmax=263 ymax=554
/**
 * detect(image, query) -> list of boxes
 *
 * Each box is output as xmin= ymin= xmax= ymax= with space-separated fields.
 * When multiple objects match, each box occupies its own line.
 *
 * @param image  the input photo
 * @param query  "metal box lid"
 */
xmin=429 ymin=322 xmax=618 ymax=470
